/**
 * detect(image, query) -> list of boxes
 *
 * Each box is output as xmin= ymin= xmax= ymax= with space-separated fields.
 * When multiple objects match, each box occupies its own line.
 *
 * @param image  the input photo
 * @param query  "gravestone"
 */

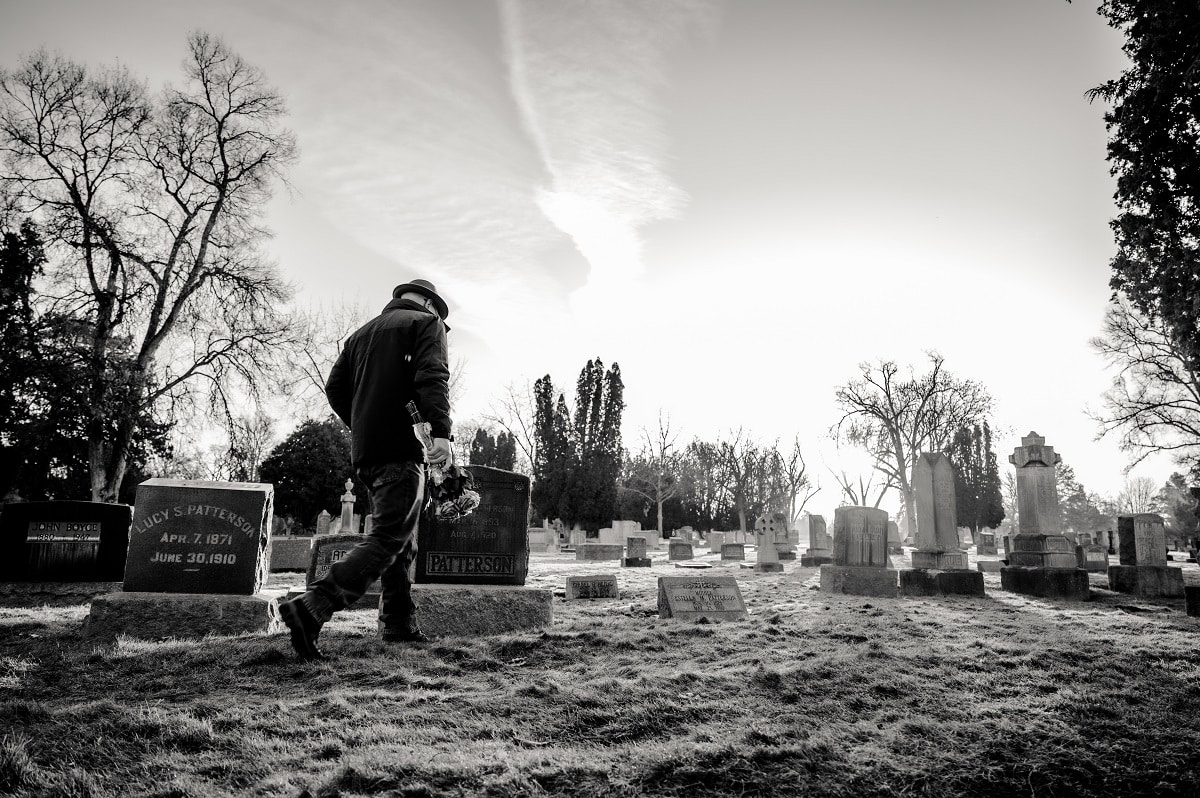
xmin=0 ymin=501 xmax=132 ymax=605
xmin=799 ymin=514 xmax=833 ymax=566
xmin=568 ymin=529 xmax=588 ymax=548
xmin=1108 ymin=514 xmax=1184 ymax=597
xmin=565 ymin=574 xmax=619 ymax=600
xmin=903 ymin=453 xmax=982 ymax=596
xmin=1000 ymin=433 xmax=1089 ymax=600
xmin=623 ymin=536 xmax=651 ymax=567
xmin=978 ymin=531 xmax=998 ymax=556
xmin=820 ymin=506 xmax=898 ymax=597
xmin=720 ymin=543 xmax=745 ymax=561
xmin=707 ymin=531 xmax=726 ymax=553
xmin=1186 ymin=585 xmax=1200 ymax=617
xmin=0 ymin=501 xmax=131 ymax=583
xmin=910 ymin=453 xmax=969 ymax=570
xmin=415 ymin=466 xmax=530 ymax=585
xmin=597 ymin=526 xmax=623 ymax=546
xmin=576 ymin=543 xmax=624 ymax=561
xmin=86 ymin=480 xmax=277 ymax=639
xmin=1084 ymin=545 xmax=1109 ymax=573
xmin=752 ymin=514 xmax=784 ymax=572
xmin=122 ymin=479 xmax=273 ymax=595
xmin=307 ymin=534 xmax=381 ymax=605
xmin=668 ymin=541 xmax=694 ymax=561
xmin=887 ymin=521 xmax=904 ymax=554
xmin=267 ymin=535 xmax=312 ymax=571
xmin=339 ymin=479 xmax=356 ymax=533
xmin=657 ymin=575 xmax=748 ymax=621
xmin=315 ymin=510 xmax=332 ymax=536
xmin=526 ymin=528 xmax=556 ymax=553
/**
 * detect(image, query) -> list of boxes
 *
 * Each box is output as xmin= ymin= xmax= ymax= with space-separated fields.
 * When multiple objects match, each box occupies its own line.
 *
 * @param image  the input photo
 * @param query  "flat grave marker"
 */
xmin=657 ymin=575 xmax=748 ymax=621
xmin=565 ymin=574 xmax=619 ymax=600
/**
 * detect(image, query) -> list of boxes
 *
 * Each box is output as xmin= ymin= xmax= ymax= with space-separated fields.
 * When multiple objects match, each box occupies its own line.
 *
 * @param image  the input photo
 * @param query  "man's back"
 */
xmin=325 ymin=297 xmax=451 ymax=468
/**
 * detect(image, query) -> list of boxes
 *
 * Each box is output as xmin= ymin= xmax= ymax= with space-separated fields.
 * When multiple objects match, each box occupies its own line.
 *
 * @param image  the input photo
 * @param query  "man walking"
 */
xmin=278 ymin=279 xmax=453 ymax=661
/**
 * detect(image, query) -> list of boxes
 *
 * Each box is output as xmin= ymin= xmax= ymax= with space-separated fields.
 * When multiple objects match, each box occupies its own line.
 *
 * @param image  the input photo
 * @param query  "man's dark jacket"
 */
xmin=325 ymin=298 xmax=452 ymax=468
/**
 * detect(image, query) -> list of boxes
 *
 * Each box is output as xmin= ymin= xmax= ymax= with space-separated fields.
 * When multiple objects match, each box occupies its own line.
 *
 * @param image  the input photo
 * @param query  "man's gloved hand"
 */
xmin=425 ymin=437 xmax=453 ymax=467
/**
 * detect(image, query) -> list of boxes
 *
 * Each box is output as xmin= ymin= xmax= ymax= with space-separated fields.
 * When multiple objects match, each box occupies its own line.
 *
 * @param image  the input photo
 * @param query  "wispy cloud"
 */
xmin=498 ymin=0 xmax=719 ymax=309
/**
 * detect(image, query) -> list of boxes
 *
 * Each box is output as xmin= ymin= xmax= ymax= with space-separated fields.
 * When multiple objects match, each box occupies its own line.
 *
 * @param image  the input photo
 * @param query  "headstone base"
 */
xmin=406 ymin=585 xmax=552 ymax=636
xmin=0 ymin=581 xmax=123 ymax=607
xmin=819 ymin=565 xmax=898 ymax=597
xmin=622 ymin=557 xmax=653 ymax=568
xmin=800 ymin=553 xmax=833 ymax=567
xmin=777 ymin=551 xmax=797 ymax=561
xmin=999 ymin=566 xmax=1090 ymax=600
xmin=899 ymin=569 xmax=985 ymax=597
xmin=1185 ymin=585 xmax=1200 ymax=617
xmin=83 ymin=592 xmax=279 ymax=641
xmin=975 ymin=561 xmax=1003 ymax=573
xmin=1106 ymin=565 xmax=1185 ymax=598
xmin=575 ymin=544 xmax=623 ymax=562
xmin=267 ymin=537 xmax=313 ymax=571
xmin=910 ymin=550 xmax=969 ymax=570
xmin=754 ymin=562 xmax=785 ymax=573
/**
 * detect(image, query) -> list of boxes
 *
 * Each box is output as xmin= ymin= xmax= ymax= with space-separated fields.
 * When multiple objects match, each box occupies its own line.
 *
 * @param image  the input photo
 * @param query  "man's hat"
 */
xmin=393 ymin=279 xmax=449 ymax=322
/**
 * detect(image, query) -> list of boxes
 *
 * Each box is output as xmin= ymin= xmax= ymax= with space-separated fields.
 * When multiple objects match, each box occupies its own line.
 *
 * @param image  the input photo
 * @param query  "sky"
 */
xmin=1 ymin=0 xmax=1176 ymax=516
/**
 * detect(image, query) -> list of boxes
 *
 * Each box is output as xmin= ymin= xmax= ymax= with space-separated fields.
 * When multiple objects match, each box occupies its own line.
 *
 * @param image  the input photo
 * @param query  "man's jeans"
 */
xmin=300 ymin=461 xmax=425 ymax=631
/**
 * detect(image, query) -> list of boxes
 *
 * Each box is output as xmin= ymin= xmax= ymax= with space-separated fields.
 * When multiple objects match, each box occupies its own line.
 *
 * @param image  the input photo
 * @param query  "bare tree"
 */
xmin=833 ymin=352 xmax=993 ymax=538
xmin=715 ymin=427 xmax=764 ymax=533
xmin=622 ymin=410 xmax=682 ymax=538
xmin=0 ymin=34 xmax=297 ymax=500
xmin=1116 ymin=475 xmax=1159 ymax=515
xmin=483 ymin=379 xmax=538 ymax=475
xmin=1091 ymin=298 xmax=1200 ymax=480
xmin=769 ymin=435 xmax=820 ymax=524
xmin=827 ymin=463 xmax=892 ymax=508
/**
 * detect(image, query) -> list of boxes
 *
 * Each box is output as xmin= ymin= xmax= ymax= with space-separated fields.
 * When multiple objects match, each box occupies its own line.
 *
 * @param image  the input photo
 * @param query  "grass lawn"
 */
xmin=1 ymin=549 xmax=1198 ymax=797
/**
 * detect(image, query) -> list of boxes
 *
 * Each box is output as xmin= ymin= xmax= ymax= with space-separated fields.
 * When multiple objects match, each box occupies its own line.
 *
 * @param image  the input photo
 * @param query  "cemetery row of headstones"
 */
xmin=2 ymin=433 xmax=1198 ymax=638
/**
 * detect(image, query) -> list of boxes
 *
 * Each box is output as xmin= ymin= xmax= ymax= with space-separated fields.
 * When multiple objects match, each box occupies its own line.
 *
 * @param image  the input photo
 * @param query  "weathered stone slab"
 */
xmin=408 ymin=584 xmax=553 ymax=637
xmin=657 ymin=576 xmax=747 ymax=621
xmin=1117 ymin=514 xmax=1168 ymax=567
xmin=706 ymin=531 xmax=725 ymax=552
xmin=1107 ymin=565 xmax=1185 ymax=598
xmin=1007 ymin=534 xmax=1079 ymax=569
xmin=0 ymin=581 xmax=123 ymax=607
xmin=832 ymin=506 xmax=889 ymax=567
xmin=123 ymin=479 xmax=272 ymax=595
xmin=720 ymin=543 xmax=745 ymax=561
xmin=417 ymin=466 xmax=530 ymax=585
xmin=625 ymin=537 xmax=647 ymax=559
xmin=623 ymin=557 xmax=652 ymax=568
xmin=976 ymin=561 xmax=1003 ymax=573
xmin=1084 ymin=545 xmax=1109 ymax=573
xmin=999 ymin=566 xmax=1089 ymax=600
xmin=83 ymin=592 xmax=279 ymax=641
xmin=526 ymin=529 xmax=557 ymax=553
xmin=565 ymin=574 xmax=619 ymax=600
xmin=0 ymin=500 xmax=132 ymax=583
xmin=577 ymin=543 xmax=624 ymax=561
xmin=819 ymin=564 xmax=898 ymax=597
xmin=899 ymin=569 xmax=985 ymax=597
xmin=668 ymin=541 xmax=694 ymax=561
xmin=267 ymin=537 xmax=312 ymax=571
xmin=977 ymin=531 xmax=998 ymax=556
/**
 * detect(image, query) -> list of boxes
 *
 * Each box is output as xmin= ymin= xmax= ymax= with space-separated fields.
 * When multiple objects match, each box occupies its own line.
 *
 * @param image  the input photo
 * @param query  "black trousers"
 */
xmin=300 ymin=461 xmax=425 ymax=631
